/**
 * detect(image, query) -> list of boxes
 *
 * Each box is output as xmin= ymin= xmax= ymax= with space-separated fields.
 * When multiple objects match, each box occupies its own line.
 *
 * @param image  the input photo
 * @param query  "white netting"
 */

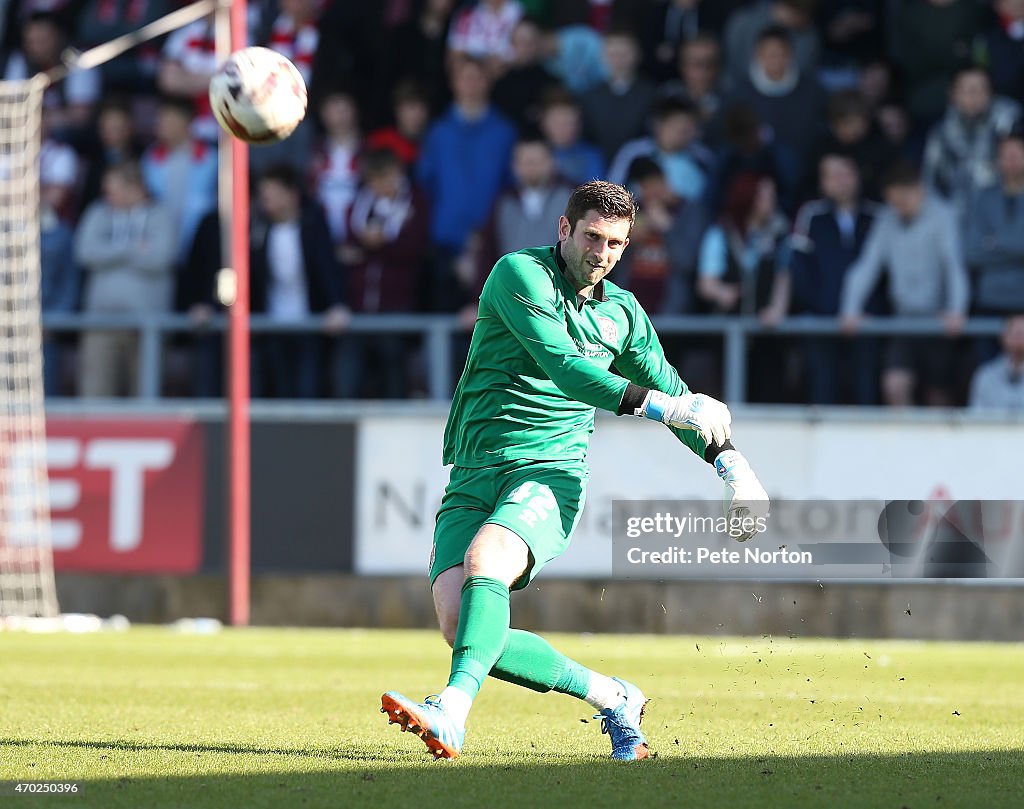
xmin=0 ymin=75 xmax=58 ymax=619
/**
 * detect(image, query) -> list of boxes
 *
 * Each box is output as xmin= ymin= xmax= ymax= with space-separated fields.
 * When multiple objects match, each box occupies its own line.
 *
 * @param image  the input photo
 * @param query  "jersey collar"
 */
xmin=554 ymin=243 xmax=609 ymax=306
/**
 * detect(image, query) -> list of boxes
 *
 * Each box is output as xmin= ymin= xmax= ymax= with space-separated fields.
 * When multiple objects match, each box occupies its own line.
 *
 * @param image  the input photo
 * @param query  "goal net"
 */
xmin=0 ymin=75 xmax=58 ymax=620
xmin=0 ymin=0 xmax=225 ymax=622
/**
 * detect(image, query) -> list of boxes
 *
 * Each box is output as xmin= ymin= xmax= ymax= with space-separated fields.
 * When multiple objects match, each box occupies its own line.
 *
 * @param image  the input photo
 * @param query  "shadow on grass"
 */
xmin=2 ymin=737 xmax=1022 ymax=809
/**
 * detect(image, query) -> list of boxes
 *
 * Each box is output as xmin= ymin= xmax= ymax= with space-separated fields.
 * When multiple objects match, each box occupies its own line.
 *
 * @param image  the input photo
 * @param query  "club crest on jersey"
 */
xmin=596 ymin=316 xmax=618 ymax=344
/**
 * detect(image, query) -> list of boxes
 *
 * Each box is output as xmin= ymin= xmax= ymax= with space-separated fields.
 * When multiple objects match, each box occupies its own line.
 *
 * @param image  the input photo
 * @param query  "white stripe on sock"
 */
xmin=438 ymin=686 xmax=472 ymax=728
xmin=584 ymin=672 xmax=625 ymax=711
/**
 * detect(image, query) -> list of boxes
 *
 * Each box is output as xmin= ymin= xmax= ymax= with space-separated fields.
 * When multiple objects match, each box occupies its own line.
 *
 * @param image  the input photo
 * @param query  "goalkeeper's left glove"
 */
xmin=714 ymin=450 xmax=769 ymax=542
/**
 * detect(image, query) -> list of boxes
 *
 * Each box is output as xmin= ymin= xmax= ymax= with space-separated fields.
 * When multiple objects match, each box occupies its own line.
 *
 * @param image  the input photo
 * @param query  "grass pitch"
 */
xmin=1 ymin=627 xmax=1022 ymax=809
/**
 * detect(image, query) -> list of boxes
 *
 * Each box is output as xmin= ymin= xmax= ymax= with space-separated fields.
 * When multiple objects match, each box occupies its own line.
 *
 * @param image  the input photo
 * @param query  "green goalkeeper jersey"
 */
xmin=442 ymin=244 xmax=707 ymax=467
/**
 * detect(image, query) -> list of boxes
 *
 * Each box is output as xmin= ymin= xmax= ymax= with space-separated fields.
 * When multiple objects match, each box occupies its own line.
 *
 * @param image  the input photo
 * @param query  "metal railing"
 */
xmin=42 ymin=313 xmax=1007 ymax=403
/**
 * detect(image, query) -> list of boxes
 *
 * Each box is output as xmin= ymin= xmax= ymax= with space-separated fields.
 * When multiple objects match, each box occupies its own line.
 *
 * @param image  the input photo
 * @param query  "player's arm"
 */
xmin=615 ymin=300 xmax=768 ymax=541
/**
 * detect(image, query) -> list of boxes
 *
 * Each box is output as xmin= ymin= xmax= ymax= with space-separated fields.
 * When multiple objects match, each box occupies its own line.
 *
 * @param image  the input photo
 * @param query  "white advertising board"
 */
xmin=354 ymin=414 xmax=1021 ymax=577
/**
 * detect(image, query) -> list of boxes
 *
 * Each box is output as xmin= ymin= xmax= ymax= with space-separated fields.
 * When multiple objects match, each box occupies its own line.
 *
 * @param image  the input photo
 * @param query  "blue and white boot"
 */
xmin=596 ymin=677 xmax=650 ymax=760
xmin=381 ymin=691 xmax=465 ymax=760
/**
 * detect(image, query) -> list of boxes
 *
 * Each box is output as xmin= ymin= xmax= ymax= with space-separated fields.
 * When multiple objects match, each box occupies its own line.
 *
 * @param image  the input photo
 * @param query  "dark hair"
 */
xmin=104 ymin=160 xmax=145 ymax=189
xmin=564 ymin=181 xmax=637 ymax=232
xmin=756 ymin=25 xmax=792 ymax=48
xmin=392 ymin=78 xmax=429 ymax=106
xmin=25 ymin=11 xmax=65 ymax=34
xmin=999 ymin=128 xmax=1024 ymax=151
xmin=627 ymin=157 xmax=664 ymax=185
xmin=680 ymin=34 xmax=720 ymax=61
xmin=954 ymin=65 xmax=991 ymax=85
xmin=603 ymin=25 xmax=639 ymax=45
xmin=819 ymin=151 xmax=859 ymax=172
xmin=515 ymin=132 xmax=549 ymax=150
xmin=722 ymin=172 xmax=774 ymax=228
xmin=778 ymin=0 xmax=817 ymax=16
xmin=881 ymin=162 xmax=921 ymax=190
xmin=98 ymin=96 xmax=133 ymax=118
xmin=157 ymin=95 xmax=195 ymax=118
xmin=541 ymin=86 xmax=578 ymax=112
xmin=652 ymin=97 xmax=698 ymax=124
xmin=828 ymin=90 xmax=868 ymax=123
xmin=722 ymin=103 xmax=762 ymax=150
xmin=361 ymin=147 xmax=402 ymax=177
xmin=259 ymin=163 xmax=303 ymax=193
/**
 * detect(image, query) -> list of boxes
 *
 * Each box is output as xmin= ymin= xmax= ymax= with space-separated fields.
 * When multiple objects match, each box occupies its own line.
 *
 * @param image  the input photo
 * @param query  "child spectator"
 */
xmin=335 ymin=149 xmax=430 ymax=398
xmin=698 ymin=171 xmax=792 ymax=401
xmin=81 ymin=99 xmax=142 ymax=210
xmin=539 ymin=89 xmax=604 ymax=186
xmin=365 ymin=81 xmax=432 ymax=169
xmin=311 ymin=89 xmax=363 ymax=246
xmin=141 ymin=97 xmax=218 ymax=266
xmin=74 ymin=163 xmax=177 ymax=397
xmin=608 ymin=99 xmax=714 ymax=204
xmin=616 ymin=157 xmax=706 ymax=316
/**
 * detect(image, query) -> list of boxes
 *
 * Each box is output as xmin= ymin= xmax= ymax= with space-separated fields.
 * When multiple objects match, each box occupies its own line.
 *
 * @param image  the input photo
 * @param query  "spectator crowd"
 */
xmin=11 ymin=0 xmax=1024 ymax=411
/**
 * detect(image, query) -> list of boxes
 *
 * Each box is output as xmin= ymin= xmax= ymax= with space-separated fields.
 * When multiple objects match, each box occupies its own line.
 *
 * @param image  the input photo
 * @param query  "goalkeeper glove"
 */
xmin=714 ymin=450 xmax=769 ymax=542
xmin=636 ymin=391 xmax=732 ymax=447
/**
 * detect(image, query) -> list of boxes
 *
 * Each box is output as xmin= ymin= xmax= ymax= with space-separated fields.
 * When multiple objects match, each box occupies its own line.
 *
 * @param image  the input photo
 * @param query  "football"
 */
xmin=208 ymin=46 xmax=307 ymax=145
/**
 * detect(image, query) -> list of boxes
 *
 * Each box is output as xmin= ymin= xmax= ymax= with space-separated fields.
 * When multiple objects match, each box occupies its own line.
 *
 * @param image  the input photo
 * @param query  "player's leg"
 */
xmin=432 ymin=559 xmax=648 ymax=760
xmin=382 ymin=522 xmax=525 ymax=759
xmin=381 ymin=465 xmax=511 ymax=759
xmin=432 ymin=463 xmax=649 ymax=759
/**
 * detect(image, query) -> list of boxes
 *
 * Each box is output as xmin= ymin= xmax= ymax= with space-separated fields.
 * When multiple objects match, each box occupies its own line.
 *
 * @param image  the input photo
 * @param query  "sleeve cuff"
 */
xmin=617 ymin=382 xmax=651 ymax=416
xmin=703 ymin=438 xmax=735 ymax=465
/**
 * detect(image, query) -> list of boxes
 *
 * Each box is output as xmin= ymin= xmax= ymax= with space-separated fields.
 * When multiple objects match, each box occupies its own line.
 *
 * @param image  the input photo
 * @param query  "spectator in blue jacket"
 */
xmin=417 ymin=56 xmax=516 ymax=311
xmin=141 ymin=97 xmax=217 ymax=267
xmin=791 ymin=153 xmax=882 ymax=404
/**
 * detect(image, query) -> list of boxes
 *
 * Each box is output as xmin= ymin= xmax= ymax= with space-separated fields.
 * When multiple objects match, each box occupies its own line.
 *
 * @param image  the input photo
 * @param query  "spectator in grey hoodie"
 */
xmin=840 ymin=163 xmax=969 ymax=407
xmin=75 ymin=162 xmax=176 ymax=397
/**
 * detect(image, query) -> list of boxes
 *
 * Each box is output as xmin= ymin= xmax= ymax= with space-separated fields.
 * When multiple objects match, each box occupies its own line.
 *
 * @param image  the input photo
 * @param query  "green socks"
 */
xmin=447 ymin=576 xmax=511 ymax=698
xmin=446 ymin=577 xmax=593 ymax=704
xmin=490 ymin=629 xmax=591 ymax=700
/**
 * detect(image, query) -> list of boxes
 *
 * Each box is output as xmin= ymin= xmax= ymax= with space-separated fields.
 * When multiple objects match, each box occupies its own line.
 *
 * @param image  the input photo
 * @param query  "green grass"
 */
xmin=1 ymin=628 xmax=1022 ymax=808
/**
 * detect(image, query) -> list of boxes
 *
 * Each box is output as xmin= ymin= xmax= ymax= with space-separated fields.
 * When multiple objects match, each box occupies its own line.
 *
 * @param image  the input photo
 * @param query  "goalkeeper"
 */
xmin=381 ymin=181 xmax=768 ymax=761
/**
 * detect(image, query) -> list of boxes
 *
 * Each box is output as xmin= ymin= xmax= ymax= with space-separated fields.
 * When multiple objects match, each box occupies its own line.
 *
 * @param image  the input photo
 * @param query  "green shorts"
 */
xmin=430 ymin=458 xmax=589 ymax=591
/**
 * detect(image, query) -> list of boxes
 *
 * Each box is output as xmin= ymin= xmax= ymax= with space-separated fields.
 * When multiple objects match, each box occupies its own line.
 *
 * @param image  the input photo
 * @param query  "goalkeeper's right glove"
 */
xmin=715 ymin=450 xmax=770 ymax=542
xmin=635 ymin=391 xmax=732 ymax=447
